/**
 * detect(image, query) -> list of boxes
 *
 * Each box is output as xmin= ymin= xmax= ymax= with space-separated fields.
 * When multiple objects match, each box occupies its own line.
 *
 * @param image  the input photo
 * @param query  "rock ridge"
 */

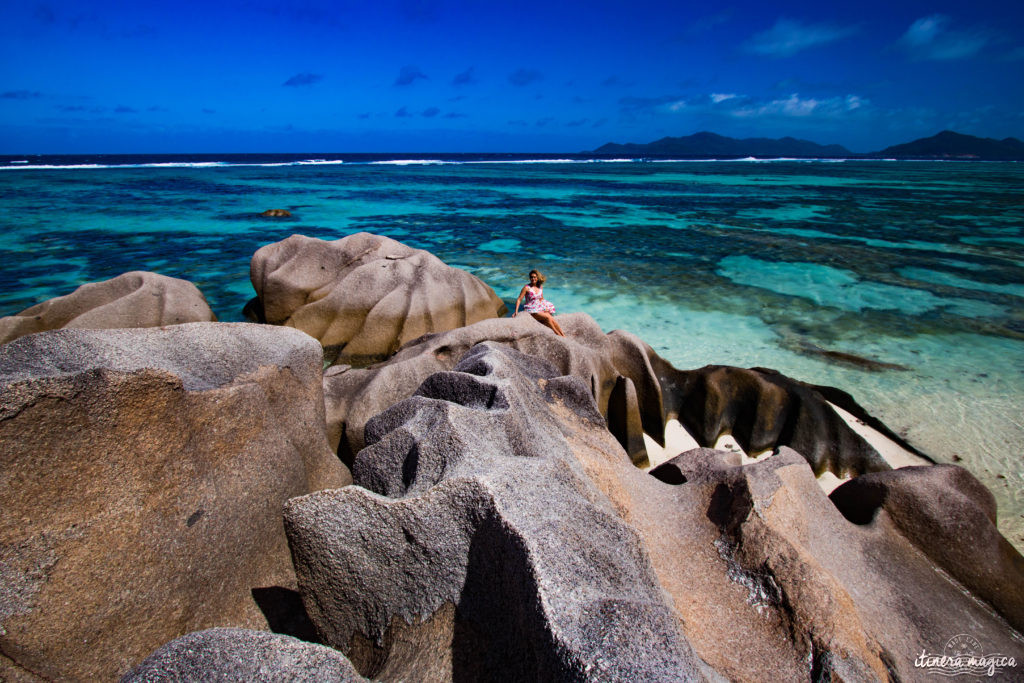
xmin=285 ymin=342 xmax=704 ymax=681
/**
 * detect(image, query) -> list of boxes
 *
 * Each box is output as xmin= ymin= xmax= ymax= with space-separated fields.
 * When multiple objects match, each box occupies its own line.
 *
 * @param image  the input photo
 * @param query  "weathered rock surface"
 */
xmin=123 ymin=628 xmax=365 ymax=682
xmin=830 ymin=464 xmax=1024 ymax=631
xmin=248 ymin=233 xmax=507 ymax=363
xmin=323 ymin=313 xmax=629 ymax=464
xmin=0 ymin=323 xmax=350 ymax=681
xmin=286 ymin=343 xmax=705 ymax=681
xmin=601 ymin=443 xmax=1023 ymax=681
xmin=325 ymin=313 xmax=904 ymax=479
xmin=0 ymin=271 xmax=216 ymax=345
xmin=299 ymin=342 xmax=1024 ymax=681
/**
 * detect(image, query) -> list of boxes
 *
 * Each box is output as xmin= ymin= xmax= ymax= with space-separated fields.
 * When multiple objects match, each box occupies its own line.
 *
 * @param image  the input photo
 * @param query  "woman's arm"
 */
xmin=513 ymin=285 xmax=528 ymax=316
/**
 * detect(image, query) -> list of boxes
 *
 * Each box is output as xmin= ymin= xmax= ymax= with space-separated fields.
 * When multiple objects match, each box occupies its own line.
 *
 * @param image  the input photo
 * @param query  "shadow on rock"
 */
xmin=251 ymin=586 xmax=320 ymax=644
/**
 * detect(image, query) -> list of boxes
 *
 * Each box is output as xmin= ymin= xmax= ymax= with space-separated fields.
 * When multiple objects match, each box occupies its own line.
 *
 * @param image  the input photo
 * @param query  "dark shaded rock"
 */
xmin=649 ymin=360 xmax=892 ymax=477
xmin=806 ymin=382 xmax=932 ymax=462
xmin=605 ymin=329 xmax=668 ymax=439
xmin=250 ymin=587 xmax=319 ymax=643
xmin=0 ymin=271 xmax=216 ymax=345
xmin=123 ymin=628 xmax=364 ymax=682
xmin=608 ymin=375 xmax=647 ymax=466
xmin=260 ymin=209 xmax=293 ymax=217
xmin=0 ymin=323 xmax=350 ymax=681
xmin=286 ymin=343 xmax=703 ymax=681
xmin=249 ymin=232 xmax=507 ymax=363
xmin=830 ymin=465 xmax=1024 ymax=630
xmin=242 ymin=295 xmax=266 ymax=323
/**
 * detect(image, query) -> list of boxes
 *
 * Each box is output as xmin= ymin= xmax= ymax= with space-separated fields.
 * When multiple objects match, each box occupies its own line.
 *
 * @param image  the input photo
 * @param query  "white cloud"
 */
xmin=902 ymin=15 xmax=943 ymax=47
xmin=747 ymin=18 xmax=858 ymax=57
xmin=731 ymin=93 xmax=867 ymax=118
xmin=898 ymin=14 xmax=991 ymax=60
xmin=623 ymin=92 xmax=868 ymax=122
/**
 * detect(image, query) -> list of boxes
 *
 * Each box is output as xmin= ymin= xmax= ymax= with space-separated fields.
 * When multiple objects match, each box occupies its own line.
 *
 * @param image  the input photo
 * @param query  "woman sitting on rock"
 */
xmin=513 ymin=269 xmax=565 ymax=337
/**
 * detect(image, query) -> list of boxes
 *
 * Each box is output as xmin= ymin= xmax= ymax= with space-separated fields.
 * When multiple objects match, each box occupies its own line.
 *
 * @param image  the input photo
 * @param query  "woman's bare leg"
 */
xmin=531 ymin=312 xmax=566 ymax=336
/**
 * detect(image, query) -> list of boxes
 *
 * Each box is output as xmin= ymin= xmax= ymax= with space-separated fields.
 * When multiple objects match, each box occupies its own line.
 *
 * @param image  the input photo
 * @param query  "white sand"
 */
xmin=642 ymin=419 xmax=700 ymax=470
xmin=828 ymin=402 xmax=931 ymax=469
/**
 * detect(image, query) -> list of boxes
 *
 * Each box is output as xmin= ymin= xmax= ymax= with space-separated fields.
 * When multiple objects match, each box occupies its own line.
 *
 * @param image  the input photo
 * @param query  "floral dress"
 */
xmin=522 ymin=287 xmax=556 ymax=314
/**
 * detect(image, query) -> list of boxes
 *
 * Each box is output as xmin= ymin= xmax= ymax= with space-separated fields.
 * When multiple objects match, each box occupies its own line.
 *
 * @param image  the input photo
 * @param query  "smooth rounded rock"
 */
xmin=248 ymin=232 xmax=507 ymax=363
xmin=0 ymin=323 xmax=349 ymax=681
xmin=324 ymin=313 xmax=900 ymax=483
xmin=297 ymin=343 xmax=1024 ymax=681
xmin=0 ymin=271 xmax=216 ymax=345
xmin=323 ymin=313 xmax=625 ymax=463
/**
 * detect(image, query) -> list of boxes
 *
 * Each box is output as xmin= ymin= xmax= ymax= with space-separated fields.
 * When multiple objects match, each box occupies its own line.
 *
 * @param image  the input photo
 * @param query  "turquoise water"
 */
xmin=2 ymin=158 xmax=1023 ymax=545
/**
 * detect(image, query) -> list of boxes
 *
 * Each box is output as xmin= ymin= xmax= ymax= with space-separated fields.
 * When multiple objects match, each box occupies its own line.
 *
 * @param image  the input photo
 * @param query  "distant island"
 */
xmin=591 ymin=131 xmax=851 ymax=158
xmin=589 ymin=130 xmax=1024 ymax=160
xmin=873 ymin=130 xmax=1024 ymax=160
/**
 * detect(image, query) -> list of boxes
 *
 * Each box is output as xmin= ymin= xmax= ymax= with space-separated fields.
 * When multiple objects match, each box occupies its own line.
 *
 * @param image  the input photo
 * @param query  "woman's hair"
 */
xmin=529 ymin=269 xmax=546 ymax=286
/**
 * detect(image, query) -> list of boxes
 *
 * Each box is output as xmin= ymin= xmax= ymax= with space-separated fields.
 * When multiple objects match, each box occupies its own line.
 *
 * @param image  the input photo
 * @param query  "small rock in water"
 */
xmin=261 ymin=209 xmax=292 ymax=217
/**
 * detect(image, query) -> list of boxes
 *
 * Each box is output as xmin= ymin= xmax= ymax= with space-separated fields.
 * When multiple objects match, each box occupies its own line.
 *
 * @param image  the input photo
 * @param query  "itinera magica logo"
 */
xmin=914 ymin=634 xmax=1019 ymax=678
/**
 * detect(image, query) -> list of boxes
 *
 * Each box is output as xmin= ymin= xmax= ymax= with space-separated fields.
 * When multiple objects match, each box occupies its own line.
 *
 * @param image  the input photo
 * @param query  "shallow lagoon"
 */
xmin=2 ymin=158 xmax=1022 ymax=547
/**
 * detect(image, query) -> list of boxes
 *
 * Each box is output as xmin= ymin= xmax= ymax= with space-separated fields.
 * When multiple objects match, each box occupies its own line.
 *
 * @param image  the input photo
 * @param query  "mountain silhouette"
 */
xmin=589 ymin=130 xmax=1024 ymax=160
xmin=590 ymin=131 xmax=851 ymax=158
xmin=870 ymin=130 xmax=1024 ymax=160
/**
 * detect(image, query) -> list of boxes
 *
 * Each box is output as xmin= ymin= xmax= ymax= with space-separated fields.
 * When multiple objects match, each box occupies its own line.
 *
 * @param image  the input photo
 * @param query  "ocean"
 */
xmin=2 ymin=153 xmax=1022 ymax=547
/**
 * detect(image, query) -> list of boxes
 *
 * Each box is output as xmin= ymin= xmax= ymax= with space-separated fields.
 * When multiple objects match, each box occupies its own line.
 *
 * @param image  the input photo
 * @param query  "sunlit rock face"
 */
xmin=247 ymin=232 xmax=507 ymax=364
xmin=0 ymin=323 xmax=349 ymax=682
xmin=123 ymin=628 xmax=365 ymax=682
xmin=639 ymin=446 xmax=1022 ymax=680
xmin=290 ymin=342 xmax=1023 ymax=681
xmin=0 ymin=271 xmax=216 ymax=345
xmin=830 ymin=464 xmax=1024 ymax=631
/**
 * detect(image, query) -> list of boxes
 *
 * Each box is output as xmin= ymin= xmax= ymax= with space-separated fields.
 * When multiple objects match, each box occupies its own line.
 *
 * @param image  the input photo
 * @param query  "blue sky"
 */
xmin=1 ymin=0 xmax=1022 ymax=153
